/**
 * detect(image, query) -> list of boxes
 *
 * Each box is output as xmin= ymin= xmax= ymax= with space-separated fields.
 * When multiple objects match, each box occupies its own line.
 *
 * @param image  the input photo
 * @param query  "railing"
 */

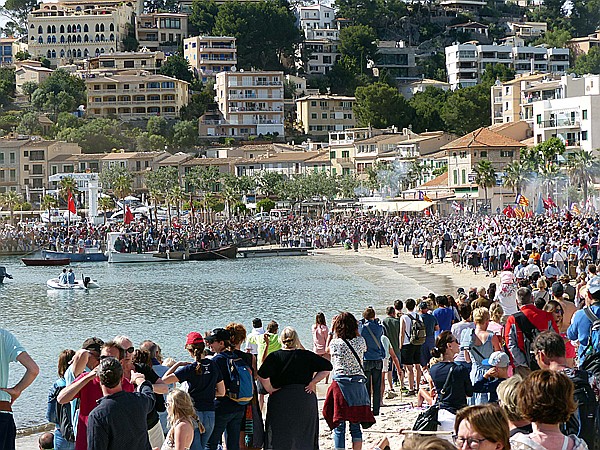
xmin=229 ymin=107 xmax=282 ymax=112
xmin=540 ymin=119 xmax=579 ymax=128
xmin=564 ymin=139 xmax=580 ymax=147
xmin=199 ymin=56 xmax=237 ymax=62
xmin=494 ymin=96 xmax=503 ymax=103
xmin=228 ymin=93 xmax=281 ymax=99
xmin=228 ymin=81 xmax=283 ymax=87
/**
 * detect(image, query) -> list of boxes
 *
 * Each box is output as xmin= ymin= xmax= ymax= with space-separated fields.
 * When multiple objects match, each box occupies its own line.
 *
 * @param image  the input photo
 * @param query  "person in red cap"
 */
xmin=162 ymin=332 xmax=225 ymax=450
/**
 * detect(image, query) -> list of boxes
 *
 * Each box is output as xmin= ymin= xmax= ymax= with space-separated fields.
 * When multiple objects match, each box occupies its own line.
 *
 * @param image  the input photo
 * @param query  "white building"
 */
xmin=183 ymin=36 xmax=237 ymax=82
xmin=296 ymin=4 xmax=335 ymax=38
xmin=27 ymin=2 xmax=133 ymax=67
xmin=445 ymin=40 xmax=570 ymax=90
xmin=199 ymin=70 xmax=284 ymax=138
xmin=531 ymin=75 xmax=600 ymax=154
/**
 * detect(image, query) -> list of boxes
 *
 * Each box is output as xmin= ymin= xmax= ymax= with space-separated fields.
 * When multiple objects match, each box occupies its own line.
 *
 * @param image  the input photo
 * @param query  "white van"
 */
xmin=269 ymin=209 xmax=292 ymax=221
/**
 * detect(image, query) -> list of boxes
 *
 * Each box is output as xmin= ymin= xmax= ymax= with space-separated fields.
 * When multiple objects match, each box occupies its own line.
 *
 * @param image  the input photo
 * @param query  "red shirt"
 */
xmin=73 ymin=375 xmax=135 ymax=450
xmin=505 ymin=304 xmax=559 ymax=354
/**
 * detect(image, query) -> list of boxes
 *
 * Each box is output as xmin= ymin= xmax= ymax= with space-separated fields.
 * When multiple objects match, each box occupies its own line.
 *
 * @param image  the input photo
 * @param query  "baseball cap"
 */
xmin=82 ymin=337 xmax=104 ymax=353
xmin=588 ymin=276 xmax=600 ymax=295
xmin=552 ymin=281 xmax=564 ymax=296
xmin=419 ymin=301 xmax=429 ymax=310
xmin=186 ymin=332 xmax=204 ymax=345
xmin=205 ymin=328 xmax=231 ymax=343
xmin=482 ymin=351 xmax=510 ymax=368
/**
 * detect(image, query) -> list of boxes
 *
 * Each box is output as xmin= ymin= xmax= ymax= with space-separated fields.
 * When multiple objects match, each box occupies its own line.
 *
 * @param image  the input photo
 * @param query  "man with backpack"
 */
xmin=359 ymin=307 xmax=385 ymax=416
xmin=567 ymin=276 xmax=600 ymax=366
xmin=505 ymin=287 xmax=558 ymax=377
xmin=205 ymin=328 xmax=252 ymax=450
xmin=533 ymin=331 xmax=600 ymax=450
xmin=399 ymin=299 xmax=426 ymax=396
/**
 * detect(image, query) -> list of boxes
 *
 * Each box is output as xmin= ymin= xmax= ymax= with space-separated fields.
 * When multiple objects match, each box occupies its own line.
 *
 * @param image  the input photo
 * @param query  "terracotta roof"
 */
xmin=259 ymin=151 xmax=321 ymax=163
xmin=441 ymin=127 xmax=523 ymax=150
xmin=102 ymin=151 xmax=167 ymax=160
xmin=356 ymin=134 xmax=408 ymax=145
xmin=305 ymin=152 xmax=331 ymax=163
xmin=181 ymin=157 xmax=239 ymax=166
xmin=419 ymin=172 xmax=448 ymax=188
xmin=520 ymin=136 xmax=535 ymax=147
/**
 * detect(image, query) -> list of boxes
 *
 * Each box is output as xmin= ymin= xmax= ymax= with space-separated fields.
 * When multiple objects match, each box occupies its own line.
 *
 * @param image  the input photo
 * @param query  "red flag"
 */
xmin=124 ymin=205 xmax=134 ymax=225
xmin=403 ymin=213 xmax=409 ymax=223
xmin=67 ymin=190 xmax=77 ymax=214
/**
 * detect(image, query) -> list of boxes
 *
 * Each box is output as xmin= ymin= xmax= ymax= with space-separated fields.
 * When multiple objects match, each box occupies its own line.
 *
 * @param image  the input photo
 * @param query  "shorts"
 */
xmin=382 ymin=357 xmax=390 ymax=373
xmin=420 ymin=342 xmax=435 ymax=367
xmin=401 ymin=344 xmax=422 ymax=365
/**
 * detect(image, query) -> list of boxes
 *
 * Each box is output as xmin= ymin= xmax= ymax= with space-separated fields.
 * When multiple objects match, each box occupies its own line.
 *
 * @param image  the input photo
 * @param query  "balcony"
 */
xmin=227 ymin=80 xmax=283 ymax=87
xmin=540 ymin=118 xmax=580 ymax=128
xmin=494 ymin=96 xmax=502 ymax=103
xmin=228 ymin=93 xmax=281 ymax=100
xmin=229 ymin=106 xmax=283 ymax=112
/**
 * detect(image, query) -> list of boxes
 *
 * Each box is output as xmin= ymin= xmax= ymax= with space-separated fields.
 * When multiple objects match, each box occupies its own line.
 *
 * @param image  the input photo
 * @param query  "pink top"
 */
xmin=312 ymin=324 xmax=329 ymax=354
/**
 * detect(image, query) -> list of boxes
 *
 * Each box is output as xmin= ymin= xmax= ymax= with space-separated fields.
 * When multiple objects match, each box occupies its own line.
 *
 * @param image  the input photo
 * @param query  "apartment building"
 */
xmin=27 ymin=2 xmax=134 ymax=67
xmin=398 ymin=78 xmax=451 ymax=100
xmin=200 ymin=70 xmax=284 ymax=138
xmin=14 ymin=60 xmax=54 ymax=95
xmin=568 ymin=30 xmax=600 ymax=58
xmin=183 ymin=36 xmax=237 ymax=82
xmin=297 ymin=4 xmax=335 ymax=37
xmin=136 ymin=13 xmax=188 ymax=53
xmin=303 ymin=38 xmax=339 ymax=75
xmin=0 ymin=37 xmax=22 ymax=65
xmin=445 ymin=40 xmax=570 ymax=90
xmin=507 ymin=22 xmax=547 ymax=38
xmin=295 ymin=94 xmax=355 ymax=137
xmin=234 ymin=151 xmax=328 ymax=178
xmin=85 ymin=51 xmax=165 ymax=72
xmin=531 ymin=75 xmax=600 ymax=153
xmin=85 ymin=71 xmax=189 ymax=121
xmin=373 ymin=41 xmax=418 ymax=80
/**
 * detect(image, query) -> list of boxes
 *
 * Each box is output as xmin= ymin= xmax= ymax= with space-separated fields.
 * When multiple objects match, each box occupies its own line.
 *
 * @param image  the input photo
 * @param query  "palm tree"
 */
xmin=0 ymin=191 xmax=23 ymax=225
xmin=407 ymin=161 xmax=426 ymax=188
xmin=58 ymin=176 xmax=79 ymax=205
xmin=112 ymin=172 xmax=133 ymax=202
xmin=98 ymin=196 xmax=115 ymax=225
xmin=41 ymin=194 xmax=59 ymax=226
xmin=503 ymin=160 xmax=528 ymax=194
xmin=567 ymin=149 xmax=599 ymax=207
xmin=473 ymin=159 xmax=497 ymax=213
xmin=166 ymin=185 xmax=186 ymax=221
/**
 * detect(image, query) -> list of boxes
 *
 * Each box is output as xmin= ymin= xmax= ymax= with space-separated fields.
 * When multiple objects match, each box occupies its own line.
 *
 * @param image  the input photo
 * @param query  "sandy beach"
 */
xmin=15 ymin=245 xmax=491 ymax=449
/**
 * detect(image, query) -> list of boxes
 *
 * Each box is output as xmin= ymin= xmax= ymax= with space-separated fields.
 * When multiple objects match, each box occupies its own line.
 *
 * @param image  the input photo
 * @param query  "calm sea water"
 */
xmin=0 ymin=252 xmax=433 ymax=428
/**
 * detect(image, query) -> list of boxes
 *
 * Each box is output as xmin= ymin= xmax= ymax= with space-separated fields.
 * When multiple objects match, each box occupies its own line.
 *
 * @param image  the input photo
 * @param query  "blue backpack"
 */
xmin=225 ymin=354 xmax=254 ymax=405
xmin=583 ymin=306 xmax=600 ymax=357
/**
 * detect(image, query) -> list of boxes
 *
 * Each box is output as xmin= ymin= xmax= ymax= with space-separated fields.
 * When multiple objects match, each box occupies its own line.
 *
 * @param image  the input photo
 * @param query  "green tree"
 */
xmin=339 ymin=25 xmax=378 ymax=76
xmin=14 ymin=50 xmax=31 ymax=61
xmin=145 ymin=166 xmax=180 ymax=226
xmin=0 ymin=67 xmax=15 ymax=108
xmin=57 ymin=177 xmax=79 ymax=214
xmin=213 ymin=1 xmax=302 ymax=70
xmin=417 ymin=53 xmax=447 ymax=82
xmin=534 ymin=28 xmax=572 ymax=48
xmin=567 ymin=149 xmax=599 ymax=205
xmin=0 ymin=191 xmax=22 ymax=225
xmin=571 ymin=47 xmax=600 ymax=75
xmin=570 ymin=0 xmax=600 ymax=37
xmin=256 ymin=171 xmax=284 ymax=197
xmin=256 ymin=198 xmax=275 ymax=212
xmin=31 ymin=69 xmax=86 ymax=119
xmin=21 ymin=81 xmax=38 ymax=102
xmin=160 ymin=54 xmax=195 ymax=83
xmin=16 ymin=112 xmax=42 ymax=135
xmin=339 ymin=173 xmax=359 ymax=198
xmin=481 ymin=63 xmax=515 ymax=85
xmin=474 ymin=159 xmax=496 ymax=212
xmin=180 ymin=86 xmax=215 ymax=120
xmin=354 ymin=82 xmax=414 ymax=129
xmin=123 ymin=23 xmax=139 ymax=52
xmin=0 ymin=0 xmax=38 ymax=35
xmin=56 ymin=119 xmax=129 ymax=153
xmin=99 ymin=165 xmax=134 ymax=201
xmin=41 ymin=194 xmax=58 ymax=224
xmin=440 ymin=84 xmax=491 ymax=135
xmin=190 ymin=0 xmax=218 ymax=33
xmin=172 ymin=120 xmax=198 ymax=150
xmin=502 ymin=159 xmax=529 ymax=194
xmin=136 ymin=132 xmax=168 ymax=152
xmin=409 ymin=87 xmax=449 ymax=133
xmin=335 ymin=0 xmax=407 ymax=38
xmin=147 ymin=116 xmax=171 ymax=138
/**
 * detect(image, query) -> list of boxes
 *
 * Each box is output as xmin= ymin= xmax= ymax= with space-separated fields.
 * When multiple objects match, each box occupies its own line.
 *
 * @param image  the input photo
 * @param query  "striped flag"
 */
xmin=515 ymin=207 xmax=525 ymax=218
xmin=571 ymin=203 xmax=581 ymax=214
xmin=515 ymin=194 xmax=529 ymax=206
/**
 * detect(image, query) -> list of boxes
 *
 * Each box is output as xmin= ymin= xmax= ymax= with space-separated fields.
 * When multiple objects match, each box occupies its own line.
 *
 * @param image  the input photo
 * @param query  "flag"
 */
xmin=502 ymin=205 xmax=515 ymax=218
xmin=451 ymin=201 xmax=462 ymax=211
xmin=424 ymin=208 xmax=431 ymax=216
xmin=67 ymin=190 xmax=76 ymax=214
xmin=423 ymin=194 xmax=432 ymax=202
xmin=403 ymin=213 xmax=409 ymax=223
xmin=515 ymin=194 xmax=529 ymax=206
xmin=547 ymin=197 xmax=557 ymax=208
xmin=124 ymin=205 xmax=134 ymax=225
xmin=571 ymin=203 xmax=581 ymax=215
xmin=515 ymin=207 xmax=525 ymax=218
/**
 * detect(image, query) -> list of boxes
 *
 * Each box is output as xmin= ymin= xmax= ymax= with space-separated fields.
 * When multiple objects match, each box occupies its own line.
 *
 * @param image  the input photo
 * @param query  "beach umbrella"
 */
xmin=124 ymin=195 xmax=140 ymax=201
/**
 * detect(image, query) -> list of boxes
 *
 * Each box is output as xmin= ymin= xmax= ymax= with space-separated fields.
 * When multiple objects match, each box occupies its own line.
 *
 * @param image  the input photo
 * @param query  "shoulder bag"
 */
xmin=412 ymin=365 xmax=455 ymax=432
xmin=342 ymin=338 xmax=365 ymax=375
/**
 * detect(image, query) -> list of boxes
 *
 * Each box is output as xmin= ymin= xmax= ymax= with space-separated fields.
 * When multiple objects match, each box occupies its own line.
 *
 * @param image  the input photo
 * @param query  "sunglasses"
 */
xmin=125 ymin=346 xmax=135 ymax=354
xmin=555 ymin=308 xmax=564 ymax=314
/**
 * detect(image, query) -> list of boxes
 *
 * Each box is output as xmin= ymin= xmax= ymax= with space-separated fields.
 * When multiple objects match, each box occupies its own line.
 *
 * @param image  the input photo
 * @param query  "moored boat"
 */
xmin=43 ymin=249 xmax=108 ymax=262
xmin=188 ymin=245 xmax=238 ymax=261
xmin=105 ymin=232 xmax=176 ymax=263
xmin=22 ymin=258 xmax=71 ymax=266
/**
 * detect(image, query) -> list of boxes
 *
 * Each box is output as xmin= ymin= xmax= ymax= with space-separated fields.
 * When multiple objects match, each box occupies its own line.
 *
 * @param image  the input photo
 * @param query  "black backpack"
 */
xmin=562 ymin=368 xmax=600 ymax=450
xmin=513 ymin=312 xmax=548 ymax=370
xmin=47 ymin=383 xmax=75 ymax=442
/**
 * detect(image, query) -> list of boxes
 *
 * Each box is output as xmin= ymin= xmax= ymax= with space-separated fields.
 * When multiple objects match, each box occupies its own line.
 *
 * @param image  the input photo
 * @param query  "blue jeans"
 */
xmin=206 ymin=409 xmax=244 ymax=450
xmin=0 ymin=413 xmax=16 ymax=450
xmin=363 ymin=359 xmax=383 ymax=416
xmin=333 ymin=421 xmax=362 ymax=449
xmin=191 ymin=410 xmax=215 ymax=450
xmin=54 ymin=427 xmax=75 ymax=450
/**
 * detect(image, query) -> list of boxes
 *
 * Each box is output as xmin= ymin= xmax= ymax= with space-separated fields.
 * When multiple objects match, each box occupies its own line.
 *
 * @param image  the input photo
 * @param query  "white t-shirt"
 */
xmin=401 ymin=311 xmax=419 ymax=345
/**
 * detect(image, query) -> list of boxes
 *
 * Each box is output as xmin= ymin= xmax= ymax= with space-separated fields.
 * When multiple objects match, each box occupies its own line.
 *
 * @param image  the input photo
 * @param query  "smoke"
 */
xmin=376 ymin=160 xmax=412 ymax=198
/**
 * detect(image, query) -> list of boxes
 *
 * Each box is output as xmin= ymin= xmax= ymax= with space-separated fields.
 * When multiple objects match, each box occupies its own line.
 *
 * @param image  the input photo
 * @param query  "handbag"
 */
xmin=412 ymin=365 xmax=455 ymax=432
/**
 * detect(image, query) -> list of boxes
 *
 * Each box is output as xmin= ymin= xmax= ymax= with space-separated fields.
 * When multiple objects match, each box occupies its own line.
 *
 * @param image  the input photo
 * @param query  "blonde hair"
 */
xmin=497 ymin=374 xmax=524 ymax=422
xmin=472 ymin=307 xmax=490 ymax=325
xmin=537 ymin=278 xmax=547 ymax=290
xmin=490 ymin=302 xmax=504 ymax=323
xmin=166 ymin=389 xmax=203 ymax=440
xmin=280 ymin=326 xmax=302 ymax=349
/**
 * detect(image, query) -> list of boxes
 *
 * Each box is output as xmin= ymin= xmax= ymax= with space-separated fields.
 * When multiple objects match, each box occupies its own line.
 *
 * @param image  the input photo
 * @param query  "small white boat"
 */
xmin=46 ymin=277 xmax=100 ymax=290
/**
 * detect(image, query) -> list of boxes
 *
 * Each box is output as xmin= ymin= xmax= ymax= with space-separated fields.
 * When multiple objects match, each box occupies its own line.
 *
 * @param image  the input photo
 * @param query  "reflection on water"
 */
xmin=0 ymin=253 xmax=428 ymax=428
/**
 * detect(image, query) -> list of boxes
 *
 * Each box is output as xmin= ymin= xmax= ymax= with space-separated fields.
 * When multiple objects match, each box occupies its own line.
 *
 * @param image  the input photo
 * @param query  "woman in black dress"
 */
xmin=258 ymin=326 xmax=332 ymax=450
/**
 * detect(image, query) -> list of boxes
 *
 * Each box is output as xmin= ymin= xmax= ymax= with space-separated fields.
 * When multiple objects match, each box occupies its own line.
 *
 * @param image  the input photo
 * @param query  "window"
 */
xmin=330 ymin=150 xmax=336 ymax=159
xmin=9 ymin=152 xmax=15 ymax=164
xmin=459 ymin=151 xmax=467 ymax=158
xmin=341 ymin=150 xmax=350 ymax=158
xmin=32 ymin=165 xmax=43 ymax=175
xmin=32 ymin=178 xmax=43 ymax=189
xmin=453 ymin=169 xmax=458 ymax=185
xmin=311 ymin=101 xmax=317 ymax=107
xmin=0 ymin=153 xmax=3 ymax=164
xmin=23 ymin=164 xmax=29 ymax=171
xmin=500 ymin=150 xmax=514 ymax=157
xmin=582 ymin=130 xmax=588 ymax=141
xmin=536 ymin=114 xmax=542 ymax=125
xmin=480 ymin=151 xmax=487 ymax=157
xmin=9 ymin=169 xmax=15 ymax=182
xmin=461 ymin=169 xmax=466 ymax=184
xmin=322 ymin=113 xmax=327 ymax=119
xmin=583 ymin=110 xmax=588 ymax=120
xmin=311 ymin=113 xmax=317 ymax=119
xmin=124 ymin=60 xmax=134 ymax=68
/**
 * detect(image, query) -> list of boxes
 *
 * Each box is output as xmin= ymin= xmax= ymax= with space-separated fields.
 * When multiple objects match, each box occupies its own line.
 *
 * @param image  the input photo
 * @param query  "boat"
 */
xmin=152 ymin=250 xmax=189 ymax=260
xmin=46 ymin=277 xmax=100 ymax=290
xmin=188 ymin=245 xmax=238 ymax=261
xmin=22 ymin=258 xmax=71 ymax=266
xmin=0 ymin=267 xmax=12 ymax=284
xmin=105 ymin=232 xmax=175 ymax=263
xmin=42 ymin=248 xmax=108 ymax=262
xmin=237 ymin=247 xmax=313 ymax=258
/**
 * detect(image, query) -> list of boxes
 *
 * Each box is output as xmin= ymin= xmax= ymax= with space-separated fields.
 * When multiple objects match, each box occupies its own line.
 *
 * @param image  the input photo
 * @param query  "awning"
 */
xmin=365 ymin=201 xmax=434 ymax=212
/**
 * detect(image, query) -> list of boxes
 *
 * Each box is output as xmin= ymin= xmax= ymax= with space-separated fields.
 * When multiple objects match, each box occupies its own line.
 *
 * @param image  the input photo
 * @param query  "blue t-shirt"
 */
xmin=433 ymin=307 xmax=454 ymax=334
xmin=211 ymin=352 xmax=247 ymax=414
xmin=174 ymin=359 xmax=223 ymax=411
xmin=567 ymin=303 xmax=600 ymax=358
xmin=420 ymin=313 xmax=439 ymax=343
